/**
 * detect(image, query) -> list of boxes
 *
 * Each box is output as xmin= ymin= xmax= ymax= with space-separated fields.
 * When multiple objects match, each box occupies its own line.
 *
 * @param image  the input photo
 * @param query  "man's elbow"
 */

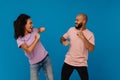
xmin=60 ymin=37 xmax=66 ymax=43
xmin=89 ymin=46 xmax=94 ymax=52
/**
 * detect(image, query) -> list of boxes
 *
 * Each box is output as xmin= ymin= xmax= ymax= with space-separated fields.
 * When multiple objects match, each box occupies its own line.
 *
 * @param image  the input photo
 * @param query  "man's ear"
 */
xmin=83 ymin=20 xmax=86 ymax=24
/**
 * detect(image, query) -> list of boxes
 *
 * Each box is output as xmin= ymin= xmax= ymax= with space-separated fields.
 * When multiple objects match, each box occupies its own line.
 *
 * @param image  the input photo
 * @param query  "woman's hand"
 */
xmin=39 ymin=27 xmax=45 ymax=32
xmin=35 ymin=33 xmax=40 ymax=40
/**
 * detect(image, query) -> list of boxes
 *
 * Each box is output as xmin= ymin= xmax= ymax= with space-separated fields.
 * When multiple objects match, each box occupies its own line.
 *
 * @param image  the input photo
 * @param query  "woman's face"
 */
xmin=25 ymin=18 xmax=33 ymax=34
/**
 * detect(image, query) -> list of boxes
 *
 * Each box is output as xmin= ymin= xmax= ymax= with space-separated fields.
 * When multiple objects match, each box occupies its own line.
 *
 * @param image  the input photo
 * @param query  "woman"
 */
xmin=13 ymin=14 xmax=54 ymax=80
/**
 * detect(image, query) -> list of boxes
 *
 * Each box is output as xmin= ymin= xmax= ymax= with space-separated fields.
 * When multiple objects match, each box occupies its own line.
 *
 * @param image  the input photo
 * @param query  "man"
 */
xmin=60 ymin=14 xmax=95 ymax=80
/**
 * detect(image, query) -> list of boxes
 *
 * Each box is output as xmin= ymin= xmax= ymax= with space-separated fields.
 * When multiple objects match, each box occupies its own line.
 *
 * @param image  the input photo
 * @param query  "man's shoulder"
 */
xmin=68 ymin=27 xmax=75 ymax=31
xmin=85 ymin=29 xmax=94 ymax=35
xmin=70 ymin=26 xmax=75 ymax=29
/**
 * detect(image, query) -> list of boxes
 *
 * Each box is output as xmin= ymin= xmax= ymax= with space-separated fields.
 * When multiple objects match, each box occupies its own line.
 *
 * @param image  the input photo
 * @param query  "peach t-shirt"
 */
xmin=63 ymin=27 xmax=95 ymax=66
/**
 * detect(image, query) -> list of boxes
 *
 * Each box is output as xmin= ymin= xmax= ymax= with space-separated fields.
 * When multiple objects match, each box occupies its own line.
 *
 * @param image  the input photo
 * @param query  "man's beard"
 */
xmin=75 ymin=23 xmax=82 ymax=30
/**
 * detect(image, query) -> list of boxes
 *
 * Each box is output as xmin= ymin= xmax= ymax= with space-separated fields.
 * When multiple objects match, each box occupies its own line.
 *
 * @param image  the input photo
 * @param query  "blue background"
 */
xmin=0 ymin=0 xmax=120 ymax=80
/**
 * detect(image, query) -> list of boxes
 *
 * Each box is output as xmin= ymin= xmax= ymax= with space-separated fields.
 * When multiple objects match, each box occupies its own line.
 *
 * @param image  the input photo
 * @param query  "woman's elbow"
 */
xmin=26 ymin=49 xmax=33 ymax=53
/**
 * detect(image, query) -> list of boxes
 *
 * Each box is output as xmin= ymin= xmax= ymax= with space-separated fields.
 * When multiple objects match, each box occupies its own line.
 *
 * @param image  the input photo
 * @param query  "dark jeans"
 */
xmin=61 ymin=63 xmax=89 ymax=80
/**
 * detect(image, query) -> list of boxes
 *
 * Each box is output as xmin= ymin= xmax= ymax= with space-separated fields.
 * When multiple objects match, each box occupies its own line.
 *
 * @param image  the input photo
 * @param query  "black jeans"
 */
xmin=61 ymin=63 xmax=89 ymax=80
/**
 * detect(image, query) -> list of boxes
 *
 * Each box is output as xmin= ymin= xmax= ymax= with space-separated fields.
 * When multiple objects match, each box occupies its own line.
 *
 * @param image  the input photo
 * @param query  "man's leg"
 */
xmin=76 ymin=66 xmax=89 ymax=80
xmin=61 ymin=63 xmax=74 ymax=80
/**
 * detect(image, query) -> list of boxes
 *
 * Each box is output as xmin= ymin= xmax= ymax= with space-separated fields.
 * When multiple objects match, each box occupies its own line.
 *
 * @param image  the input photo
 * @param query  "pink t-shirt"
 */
xmin=63 ymin=27 xmax=95 ymax=66
xmin=17 ymin=28 xmax=48 ymax=64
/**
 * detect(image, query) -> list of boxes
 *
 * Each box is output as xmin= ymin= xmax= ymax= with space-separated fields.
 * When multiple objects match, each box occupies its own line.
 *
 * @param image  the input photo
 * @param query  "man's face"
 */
xmin=75 ymin=15 xmax=83 ymax=27
xmin=75 ymin=15 xmax=84 ymax=29
xmin=25 ymin=18 xmax=33 ymax=33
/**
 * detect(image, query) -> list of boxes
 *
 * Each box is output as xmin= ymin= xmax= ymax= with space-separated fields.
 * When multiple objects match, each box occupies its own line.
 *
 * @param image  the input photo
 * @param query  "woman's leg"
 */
xmin=42 ymin=56 xmax=54 ymax=80
xmin=30 ymin=63 xmax=41 ymax=80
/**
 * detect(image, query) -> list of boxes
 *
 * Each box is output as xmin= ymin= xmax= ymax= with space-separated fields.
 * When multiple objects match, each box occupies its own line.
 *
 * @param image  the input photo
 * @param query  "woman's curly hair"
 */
xmin=13 ymin=14 xmax=30 ymax=39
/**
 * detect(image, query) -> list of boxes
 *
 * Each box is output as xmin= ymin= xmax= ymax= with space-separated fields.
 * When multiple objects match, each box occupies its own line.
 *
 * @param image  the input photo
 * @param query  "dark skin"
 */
xmin=60 ymin=14 xmax=94 ymax=51
xmin=77 ymin=28 xmax=94 ymax=51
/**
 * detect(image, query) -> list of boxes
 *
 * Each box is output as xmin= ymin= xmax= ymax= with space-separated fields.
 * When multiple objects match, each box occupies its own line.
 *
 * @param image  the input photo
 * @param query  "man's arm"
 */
xmin=60 ymin=37 xmax=66 ymax=43
xmin=77 ymin=31 xmax=94 ymax=51
xmin=60 ymin=37 xmax=69 ymax=46
xmin=20 ymin=33 xmax=40 ymax=53
xmin=81 ymin=35 xmax=94 ymax=51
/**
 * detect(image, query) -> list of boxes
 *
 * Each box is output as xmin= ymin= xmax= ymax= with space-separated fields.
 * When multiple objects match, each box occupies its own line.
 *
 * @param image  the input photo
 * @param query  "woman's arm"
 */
xmin=20 ymin=33 xmax=40 ymax=53
xmin=38 ymin=27 xmax=45 ymax=33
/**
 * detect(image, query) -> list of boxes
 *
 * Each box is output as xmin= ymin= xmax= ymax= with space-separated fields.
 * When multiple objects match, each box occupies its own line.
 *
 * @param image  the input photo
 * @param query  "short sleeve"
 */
xmin=89 ymin=33 xmax=95 ymax=45
xmin=33 ymin=28 xmax=38 ymax=33
xmin=63 ymin=28 xmax=72 ymax=39
xmin=17 ymin=38 xmax=25 ymax=48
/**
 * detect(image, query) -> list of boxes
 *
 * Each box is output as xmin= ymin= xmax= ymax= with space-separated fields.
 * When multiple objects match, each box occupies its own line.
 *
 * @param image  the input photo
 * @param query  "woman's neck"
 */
xmin=25 ymin=31 xmax=29 ymax=35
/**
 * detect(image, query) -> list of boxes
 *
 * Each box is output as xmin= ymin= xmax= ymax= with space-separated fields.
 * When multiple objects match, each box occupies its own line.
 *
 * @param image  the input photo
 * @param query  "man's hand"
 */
xmin=77 ymin=28 xmax=84 ymax=39
xmin=60 ymin=37 xmax=69 ymax=46
xmin=62 ymin=40 xmax=69 ymax=46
